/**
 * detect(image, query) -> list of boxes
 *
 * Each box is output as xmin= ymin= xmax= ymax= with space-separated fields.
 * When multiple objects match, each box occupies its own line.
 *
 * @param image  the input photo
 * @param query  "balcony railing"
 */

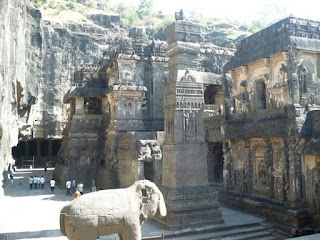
xmin=204 ymin=104 xmax=223 ymax=118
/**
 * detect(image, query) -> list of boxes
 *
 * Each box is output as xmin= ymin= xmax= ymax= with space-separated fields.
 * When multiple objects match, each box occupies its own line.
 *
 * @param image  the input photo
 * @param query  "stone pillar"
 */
xmin=287 ymin=45 xmax=301 ymax=115
xmin=287 ymin=137 xmax=303 ymax=208
xmin=156 ymin=19 xmax=223 ymax=230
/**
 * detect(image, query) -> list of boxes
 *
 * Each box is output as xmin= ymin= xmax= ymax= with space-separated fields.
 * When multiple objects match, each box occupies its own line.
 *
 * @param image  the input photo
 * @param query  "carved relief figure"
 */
xmin=223 ymin=141 xmax=233 ymax=189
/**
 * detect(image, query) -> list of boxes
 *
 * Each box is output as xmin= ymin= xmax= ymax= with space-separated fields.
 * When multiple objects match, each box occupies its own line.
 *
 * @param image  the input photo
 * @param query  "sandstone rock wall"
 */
xmin=0 ymin=0 xmax=29 ymax=194
xmin=0 ymin=0 xmax=122 ymax=194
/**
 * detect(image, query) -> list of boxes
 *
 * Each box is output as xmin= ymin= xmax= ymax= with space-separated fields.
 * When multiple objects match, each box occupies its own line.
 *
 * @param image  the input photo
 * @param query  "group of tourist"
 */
xmin=65 ymin=179 xmax=84 ymax=198
xmin=28 ymin=175 xmax=46 ymax=189
xmin=12 ymin=173 xmax=97 ymax=199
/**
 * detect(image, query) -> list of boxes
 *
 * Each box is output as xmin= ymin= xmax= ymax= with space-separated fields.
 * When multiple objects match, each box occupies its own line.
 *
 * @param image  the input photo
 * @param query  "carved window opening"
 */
xmin=204 ymin=85 xmax=223 ymax=105
xmin=255 ymin=81 xmax=267 ymax=110
xmin=204 ymin=84 xmax=223 ymax=115
xmin=84 ymin=97 xmax=102 ymax=114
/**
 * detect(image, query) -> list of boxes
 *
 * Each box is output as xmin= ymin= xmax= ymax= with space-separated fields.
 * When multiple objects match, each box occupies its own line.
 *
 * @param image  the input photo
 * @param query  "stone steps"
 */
xmin=142 ymin=222 xmax=284 ymax=240
xmin=168 ymin=225 xmax=275 ymax=240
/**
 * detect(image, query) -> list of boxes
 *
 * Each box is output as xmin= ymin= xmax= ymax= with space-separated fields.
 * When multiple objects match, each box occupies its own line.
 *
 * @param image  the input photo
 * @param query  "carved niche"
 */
xmin=251 ymin=138 xmax=273 ymax=197
xmin=272 ymin=138 xmax=288 ymax=201
xmin=183 ymin=110 xmax=197 ymax=141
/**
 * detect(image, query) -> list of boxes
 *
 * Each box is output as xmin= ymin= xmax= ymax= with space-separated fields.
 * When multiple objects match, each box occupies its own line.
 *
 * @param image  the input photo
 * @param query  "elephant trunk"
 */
xmin=60 ymin=206 xmax=67 ymax=236
xmin=157 ymin=190 xmax=167 ymax=217
xmin=136 ymin=180 xmax=167 ymax=217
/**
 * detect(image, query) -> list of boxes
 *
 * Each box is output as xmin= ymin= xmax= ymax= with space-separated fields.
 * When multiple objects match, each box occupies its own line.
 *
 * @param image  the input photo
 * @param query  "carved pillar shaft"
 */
xmin=287 ymin=46 xmax=300 ymax=106
xmin=287 ymin=138 xmax=303 ymax=206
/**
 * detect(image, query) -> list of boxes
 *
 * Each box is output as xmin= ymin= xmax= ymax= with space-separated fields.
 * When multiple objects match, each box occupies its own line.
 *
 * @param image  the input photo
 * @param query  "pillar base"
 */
xmin=154 ymin=186 xmax=224 ymax=230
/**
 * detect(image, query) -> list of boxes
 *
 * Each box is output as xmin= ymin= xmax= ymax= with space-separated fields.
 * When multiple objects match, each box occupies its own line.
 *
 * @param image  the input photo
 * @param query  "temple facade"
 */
xmin=54 ymin=16 xmax=234 ymax=230
xmin=216 ymin=16 xmax=320 ymax=228
xmin=54 ymin=14 xmax=320 ymax=231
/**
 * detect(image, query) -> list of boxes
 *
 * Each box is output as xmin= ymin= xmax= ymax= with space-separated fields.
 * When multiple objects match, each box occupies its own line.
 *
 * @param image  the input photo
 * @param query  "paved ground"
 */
xmin=0 ymin=168 xmax=279 ymax=240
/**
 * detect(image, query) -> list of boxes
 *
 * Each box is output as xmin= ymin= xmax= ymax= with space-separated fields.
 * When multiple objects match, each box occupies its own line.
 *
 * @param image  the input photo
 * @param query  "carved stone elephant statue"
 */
xmin=60 ymin=180 xmax=167 ymax=240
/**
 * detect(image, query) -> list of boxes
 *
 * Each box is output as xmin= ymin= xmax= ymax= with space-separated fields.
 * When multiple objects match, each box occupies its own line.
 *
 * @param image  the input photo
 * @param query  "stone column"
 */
xmin=287 ymin=44 xmax=301 ymax=115
xmin=287 ymin=137 xmax=304 ymax=208
xmin=156 ymin=19 xmax=223 ymax=230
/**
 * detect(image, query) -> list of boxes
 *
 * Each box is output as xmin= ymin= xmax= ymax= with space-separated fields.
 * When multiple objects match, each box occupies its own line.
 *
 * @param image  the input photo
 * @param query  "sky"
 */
xmin=110 ymin=0 xmax=320 ymax=24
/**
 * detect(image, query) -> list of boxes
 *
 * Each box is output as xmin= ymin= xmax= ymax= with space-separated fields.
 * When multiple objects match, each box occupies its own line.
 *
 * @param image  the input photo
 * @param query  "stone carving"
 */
xmin=137 ymin=140 xmax=162 ymax=161
xmin=60 ymin=180 xmax=167 ymax=240
xmin=175 ymin=9 xmax=185 ymax=21
xmin=180 ymin=69 xmax=196 ymax=82
xmin=223 ymin=141 xmax=233 ymax=189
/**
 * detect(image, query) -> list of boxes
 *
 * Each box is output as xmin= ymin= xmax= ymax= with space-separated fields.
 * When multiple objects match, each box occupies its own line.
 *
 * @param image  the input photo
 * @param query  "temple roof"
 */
xmin=224 ymin=16 xmax=320 ymax=71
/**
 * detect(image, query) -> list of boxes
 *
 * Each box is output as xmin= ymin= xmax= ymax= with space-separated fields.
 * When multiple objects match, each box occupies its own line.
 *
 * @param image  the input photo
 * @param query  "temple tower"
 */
xmin=157 ymin=18 xmax=223 ymax=229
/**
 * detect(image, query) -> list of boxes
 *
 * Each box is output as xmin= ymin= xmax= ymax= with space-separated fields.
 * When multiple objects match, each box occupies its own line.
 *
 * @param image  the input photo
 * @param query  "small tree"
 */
xmin=137 ymin=0 xmax=153 ymax=19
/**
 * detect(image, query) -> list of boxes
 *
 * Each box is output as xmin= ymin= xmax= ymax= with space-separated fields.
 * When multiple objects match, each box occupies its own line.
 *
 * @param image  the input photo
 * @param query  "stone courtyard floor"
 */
xmin=1 ymin=168 xmax=316 ymax=240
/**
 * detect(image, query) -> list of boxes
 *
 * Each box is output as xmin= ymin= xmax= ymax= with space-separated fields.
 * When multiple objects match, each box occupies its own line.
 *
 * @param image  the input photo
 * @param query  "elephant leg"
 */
xmin=122 ymin=224 xmax=141 ymax=240
xmin=74 ymin=228 xmax=98 ymax=240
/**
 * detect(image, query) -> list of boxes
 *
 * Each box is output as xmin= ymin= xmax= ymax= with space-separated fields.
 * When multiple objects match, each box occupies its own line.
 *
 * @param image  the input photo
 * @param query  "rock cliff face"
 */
xmin=0 ymin=0 xmax=29 ymax=194
xmin=0 ymin=0 xmax=122 ymax=194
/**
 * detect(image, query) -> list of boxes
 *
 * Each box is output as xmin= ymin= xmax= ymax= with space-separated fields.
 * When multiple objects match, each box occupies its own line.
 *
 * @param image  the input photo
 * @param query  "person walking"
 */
xmin=34 ymin=176 xmax=38 ymax=189
xmin=71 ymin=179 xmax=76 ymax=193
xmin=66 ymin=179 xmax=72 ymax=196
xmin=50 ymin=178 xmax=56 ymax=192
xmin=40 ymin=176 xmax=45 ymax=189
xmin=91 ymin=178 xmax=96 ymax=192
xmin=29 ymin=176 xmax=33 ymax=190
xmin=77 ymin=182 xmax=84 ymax=195
xmin=74 ymin=188 xmax=81 ymax=198
xmin=37 ymin=176 xmax=41 ymax=189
